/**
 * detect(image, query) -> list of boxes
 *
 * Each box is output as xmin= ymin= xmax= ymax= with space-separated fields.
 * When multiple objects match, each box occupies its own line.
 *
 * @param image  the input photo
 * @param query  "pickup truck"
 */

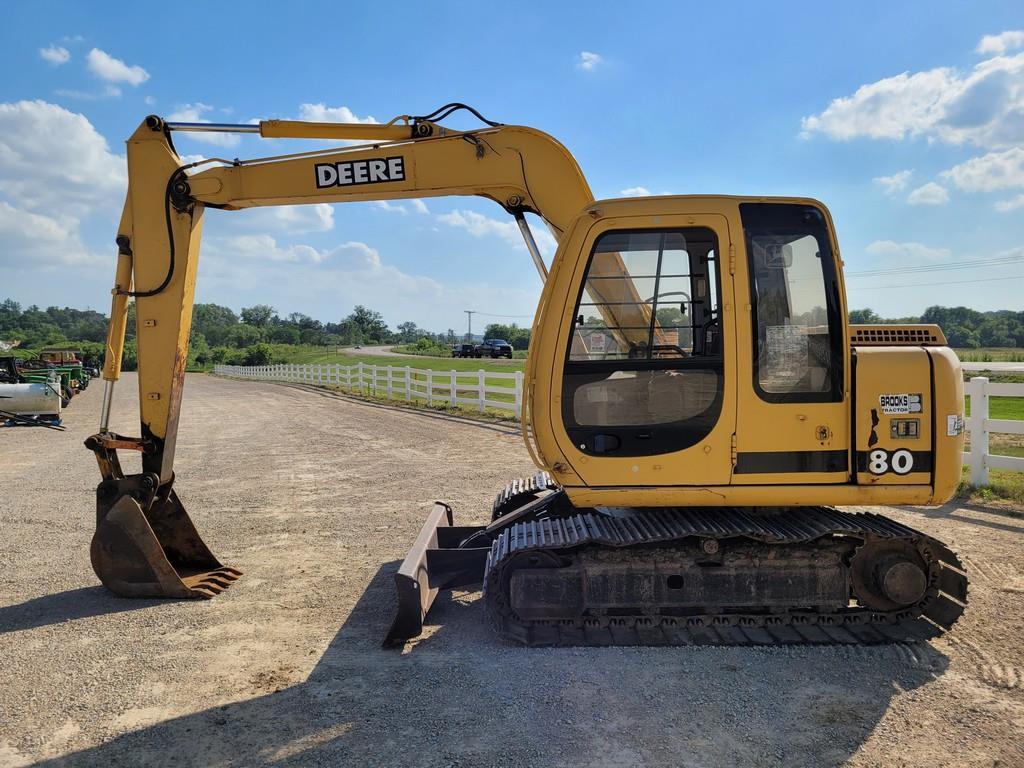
xmin=474 ymin=339 xmax=514 ymax=359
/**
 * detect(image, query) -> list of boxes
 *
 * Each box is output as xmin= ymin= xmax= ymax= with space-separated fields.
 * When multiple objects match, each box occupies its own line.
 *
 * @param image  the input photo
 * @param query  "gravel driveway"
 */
xmin=1 ymin=374 xmax=1021 ymax=767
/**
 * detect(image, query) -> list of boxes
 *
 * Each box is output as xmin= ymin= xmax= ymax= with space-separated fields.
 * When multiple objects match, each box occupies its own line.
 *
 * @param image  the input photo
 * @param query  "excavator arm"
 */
xmin=87 ymin=107 xmax=593 ymax=599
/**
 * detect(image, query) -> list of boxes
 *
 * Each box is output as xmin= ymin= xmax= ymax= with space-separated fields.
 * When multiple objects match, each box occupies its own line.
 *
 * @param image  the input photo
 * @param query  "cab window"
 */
xmin=742 ymin=203 xmax=843 ymax=403
xmin=562 ymin=227 xmax=724 ymax=457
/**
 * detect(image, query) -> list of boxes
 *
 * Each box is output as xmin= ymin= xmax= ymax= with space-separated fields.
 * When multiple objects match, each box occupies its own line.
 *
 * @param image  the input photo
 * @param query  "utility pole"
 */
xmin=464 ymin=310 xmax=476 ymax=343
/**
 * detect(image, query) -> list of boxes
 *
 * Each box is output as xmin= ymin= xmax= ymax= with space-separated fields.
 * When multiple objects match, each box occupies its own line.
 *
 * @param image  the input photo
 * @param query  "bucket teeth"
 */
xmin=182 ymin=568 xmax=244 ymax=597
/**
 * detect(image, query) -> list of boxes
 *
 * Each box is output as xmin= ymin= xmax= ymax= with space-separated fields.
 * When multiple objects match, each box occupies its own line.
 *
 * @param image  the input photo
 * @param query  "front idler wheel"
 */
xmin=850 ymin=538 xmax=931 ymax=611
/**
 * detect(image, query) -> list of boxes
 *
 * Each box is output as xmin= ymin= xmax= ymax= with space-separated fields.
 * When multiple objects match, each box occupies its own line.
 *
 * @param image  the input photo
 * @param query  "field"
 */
xmin=955 ymin=348 xmax=1024 ymax=363
xmin=1 ymin=374 xmax=1023 ymax=767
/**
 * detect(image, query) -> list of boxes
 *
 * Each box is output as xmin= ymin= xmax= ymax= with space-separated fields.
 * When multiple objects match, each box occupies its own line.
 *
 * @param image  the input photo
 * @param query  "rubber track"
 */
xmin=483 ymin=507 xmax=968 ymax=646
xmin=491 ymin=472 xmax=558 ymax=521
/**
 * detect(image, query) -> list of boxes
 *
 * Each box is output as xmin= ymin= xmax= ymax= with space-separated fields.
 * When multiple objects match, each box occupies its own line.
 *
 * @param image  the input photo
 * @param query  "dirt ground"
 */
xmin=1 ymin=374 xmax=1022 ymax=768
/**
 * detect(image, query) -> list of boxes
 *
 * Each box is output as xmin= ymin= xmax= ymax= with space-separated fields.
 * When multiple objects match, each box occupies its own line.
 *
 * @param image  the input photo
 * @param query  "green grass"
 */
xmin=958 ymin=467 xmax=1024 ymax=509
xmin=964 ymin=395 xmax=1024 ymax=421
xmin=955 ymin=347 xmax=1024 ymax=362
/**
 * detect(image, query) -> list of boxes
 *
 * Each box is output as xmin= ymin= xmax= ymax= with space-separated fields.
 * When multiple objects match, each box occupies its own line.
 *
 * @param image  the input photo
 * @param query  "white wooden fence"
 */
xmin=214 ymin=362 xmax=524 ymax=416
xmin=216 ymin=366 xmax=1023 ymax=485
xmin=964 ymin=376 xmax=1024 ymax=486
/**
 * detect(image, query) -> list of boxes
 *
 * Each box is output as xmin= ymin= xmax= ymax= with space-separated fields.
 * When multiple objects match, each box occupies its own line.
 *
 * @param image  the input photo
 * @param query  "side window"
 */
xmin=562 ymin=228 xmax=724 ymax=457
xmin=742 ymin=203 xmax=843 ymax=402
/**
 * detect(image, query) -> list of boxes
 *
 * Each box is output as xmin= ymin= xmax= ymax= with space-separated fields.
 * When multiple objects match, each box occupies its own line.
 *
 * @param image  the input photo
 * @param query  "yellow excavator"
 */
xmin=88 ymin=104 xmax=968 ymax=646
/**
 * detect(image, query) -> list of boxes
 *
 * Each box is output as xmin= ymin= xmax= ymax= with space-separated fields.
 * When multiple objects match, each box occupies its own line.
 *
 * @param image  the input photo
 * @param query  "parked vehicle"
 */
xmin=474 ymin=338 xmax=513 ymax=359
xmin=451 ymin=343 xmax=475 ymax=358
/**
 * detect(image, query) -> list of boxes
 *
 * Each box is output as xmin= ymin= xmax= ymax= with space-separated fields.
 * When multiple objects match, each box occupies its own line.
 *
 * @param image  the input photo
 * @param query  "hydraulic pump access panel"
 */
xmin=853 ymin=344 xmax=963 ymax=493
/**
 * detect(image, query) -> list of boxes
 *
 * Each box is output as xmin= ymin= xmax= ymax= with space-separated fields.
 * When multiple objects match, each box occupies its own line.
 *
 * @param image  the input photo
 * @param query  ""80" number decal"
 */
xmin=868 ymin=449 xmax=915 ymax=475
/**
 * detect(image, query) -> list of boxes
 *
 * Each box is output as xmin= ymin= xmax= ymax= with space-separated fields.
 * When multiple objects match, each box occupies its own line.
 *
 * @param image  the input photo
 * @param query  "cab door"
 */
xmin=732 ymin=201 xmax=850 ymax=484
xmin=546 ymin=211 xmax=737 ymax=488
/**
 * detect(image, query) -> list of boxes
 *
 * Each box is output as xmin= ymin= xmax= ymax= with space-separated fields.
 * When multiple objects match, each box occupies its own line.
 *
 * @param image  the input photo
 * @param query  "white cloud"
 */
xmin=272 ymin=204 xmax=334 ymax=232
xmin=218 ymin=233 xmax=327 ymax=264
xmin=264 ymin=204 xmax=331 ymax=231
xmin=865 ymin=240 xmax=951 ymax=261
xmin=39 ymin=46 xmax=70 ymax=65
xmin=0 ymin=202 xmax=100 ymax=267
xmin=144 ymin=95 xmax=156 ymax=106
xmin=906 ymin=182 xmax=950 ymax=205
xmin=800 ymin=50 xmax=1024 ymax=149
xmin=620 ymin=186 xmax=652 ymax=197
xmin=372 ymin=200 xmax=408 ymax=215
xmin=873 ymin=170 xmax=912 ymax=195
xmin=86 ymin=48 xmax=149 ymax=86
xmin=977 ymin=30 xmax=1024 ymax=55
xmin=0 ymin=100 xmax=125 ymax=270
xmin=297 ymin=103 xmax=377 ymax=124
xmin=223 ymin=204 xmax=335 ymax=235
xmin=437 ymin=209 xmax=557 ymax=255
xmin=941 ymin=147 xmax=1024 ymax=191
xmin=54 ymin=86 xmax=121 ymax=101
xmin=203 ymin=236 xmax=445 ymax=296
xmin=577 ymin=51 xmax=603 ymax=71
xmin=366 ymin=199 xmax=430 ymax=215
xmin=290 ymin=103 xmax=383 ymax=146
xmin=800 ymin=68 xmax=953 ymax=141
xmin=166 ymin=103 xmax=239 ymax=147
xmin=995 ymin=193 xmax=1024 ymax=211
xmin=0 ymin=100 xmax=125 ymax=215
xmin=197 ymin=233 xmax=525 ymax=331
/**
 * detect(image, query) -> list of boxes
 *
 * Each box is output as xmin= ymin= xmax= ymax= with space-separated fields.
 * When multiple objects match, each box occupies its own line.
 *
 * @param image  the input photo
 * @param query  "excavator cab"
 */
xmin=87 ymin=106 xmax=968 ymax=647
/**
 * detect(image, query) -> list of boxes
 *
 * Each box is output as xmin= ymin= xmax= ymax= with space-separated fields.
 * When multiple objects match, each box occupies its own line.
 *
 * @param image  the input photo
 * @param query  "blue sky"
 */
xmin=1 ymin=2 xmax=1022 ymax=332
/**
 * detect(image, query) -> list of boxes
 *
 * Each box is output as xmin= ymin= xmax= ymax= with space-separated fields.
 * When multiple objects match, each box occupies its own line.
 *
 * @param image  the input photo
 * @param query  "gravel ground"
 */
xmin=1 ymin=373 xmax=1022 ymax=767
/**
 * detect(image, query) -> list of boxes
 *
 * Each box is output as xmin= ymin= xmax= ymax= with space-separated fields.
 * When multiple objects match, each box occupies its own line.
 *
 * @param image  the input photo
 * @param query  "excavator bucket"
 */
xmin=91 ymin=487 xmax=241 ymax=599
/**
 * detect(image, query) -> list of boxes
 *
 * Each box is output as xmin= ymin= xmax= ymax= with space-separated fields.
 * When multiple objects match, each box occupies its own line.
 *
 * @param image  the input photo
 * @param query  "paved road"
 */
xmin=962 ymin=361 xmax=1024 ymax=373
xmin=1 ymin=374 xmax=1022 ymax=767
xmin=345 ymin=344 xmax=397 ymax=357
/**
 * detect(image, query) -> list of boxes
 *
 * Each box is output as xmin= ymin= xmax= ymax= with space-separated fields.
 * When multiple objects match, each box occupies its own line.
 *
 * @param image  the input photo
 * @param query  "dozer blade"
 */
xmin=91 ymin=489 xmax=241 ymax=599
xmin=384 ymin=502 xmax=490 ymax=646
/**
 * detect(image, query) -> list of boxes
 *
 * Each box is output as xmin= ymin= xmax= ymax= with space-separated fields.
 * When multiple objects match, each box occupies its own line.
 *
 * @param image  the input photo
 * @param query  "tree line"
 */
xmin=848 ymin=306 xmax=1024 ymax=349
xmin=3 ymin=297 xmax=1020 ymax=369
xmin=0 ymin=298 xmax=442 ymax=368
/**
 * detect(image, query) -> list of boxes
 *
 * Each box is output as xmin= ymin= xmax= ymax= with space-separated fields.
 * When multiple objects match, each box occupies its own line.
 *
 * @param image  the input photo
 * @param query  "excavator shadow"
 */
xmin=32 ymin=563 xmax=950 ymax=767
xmin=0 ymin=586 xmax=159 ymax=634
xmin=901 ymin=499 xmax=1024 ymax=535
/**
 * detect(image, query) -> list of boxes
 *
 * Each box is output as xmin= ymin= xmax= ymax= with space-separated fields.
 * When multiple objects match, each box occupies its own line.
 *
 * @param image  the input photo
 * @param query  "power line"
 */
xmin=848 ymin=274 xmax=1024 ymax=290
xmin=472 ymin=311 xmax=534 ymax=318
xmin=845 ymin=252 xmax=1024 ymax=278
